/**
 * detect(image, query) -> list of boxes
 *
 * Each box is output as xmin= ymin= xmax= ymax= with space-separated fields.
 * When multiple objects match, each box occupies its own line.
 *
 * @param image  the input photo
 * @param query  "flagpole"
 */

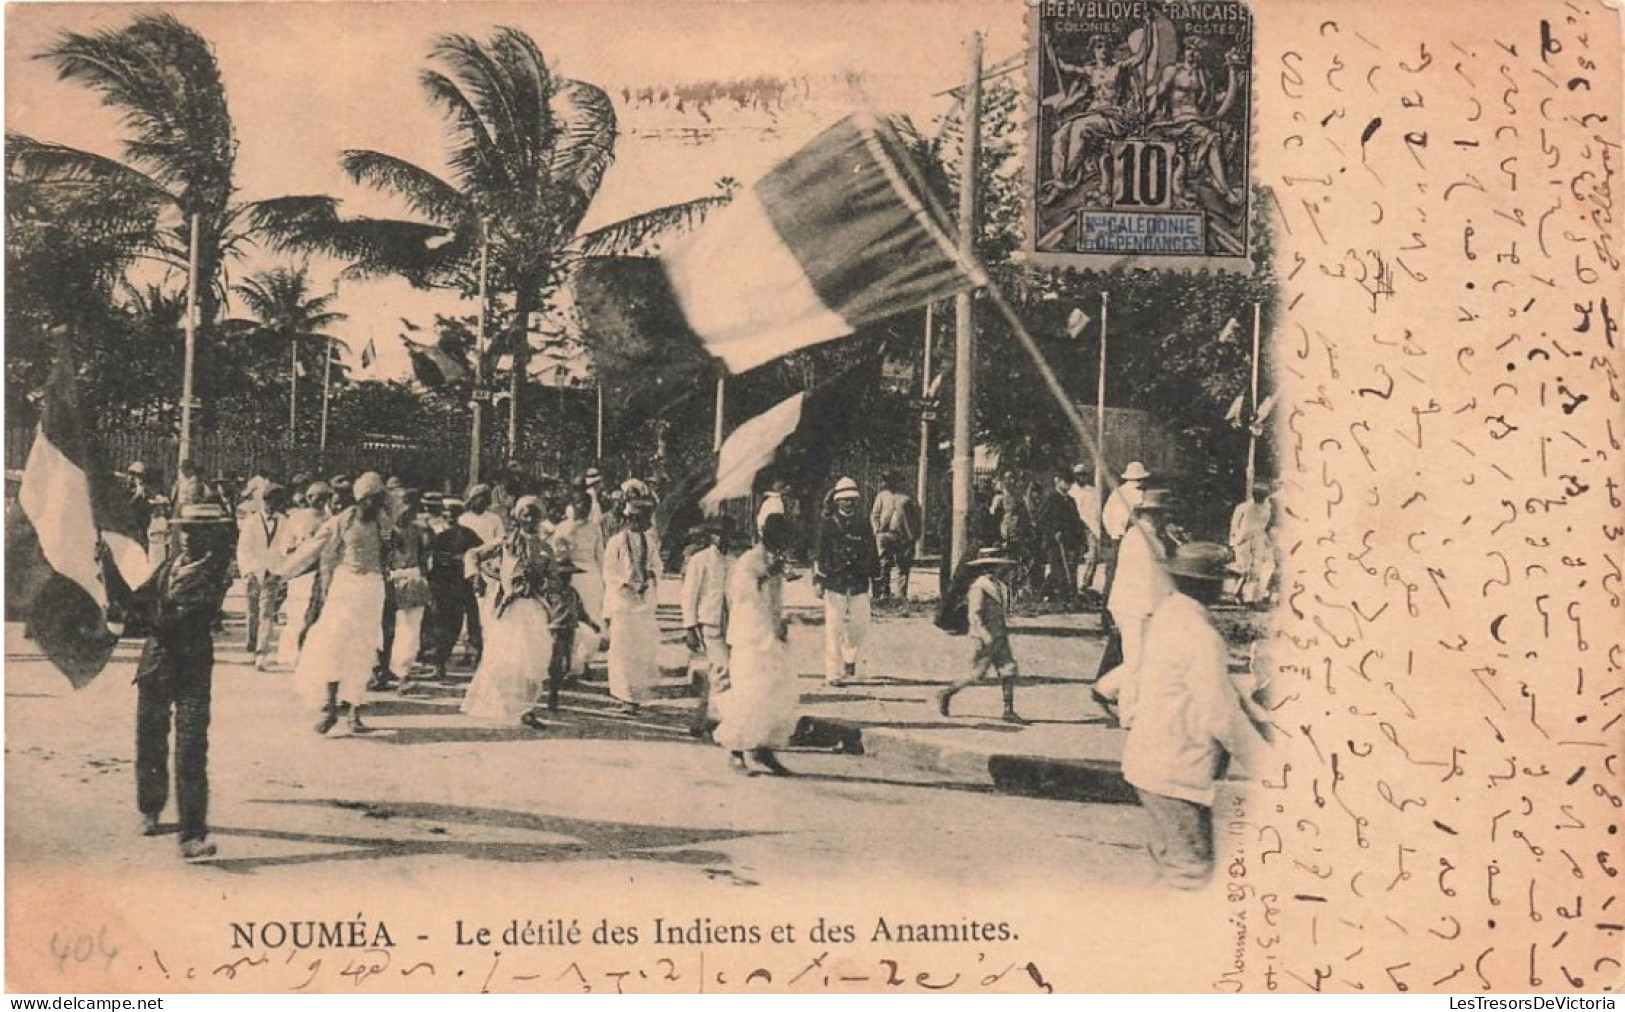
xmin=1095 ymin=291 xmax=1108 ymax=502
xmin=179 ymin=211 xmax=200 ymax=469
xmin=595 ymin=381 xmax=604 ymax=462
xmin=950 ymin=30 xmax=982 ymax=570
xmin=319 ymin=334 xmax=333 ymax=461
xmin=469 ymin=230 xmax=489 ymax=487
xmin=915 ymin=301 xmax=933 ymax=557
xmin=713 ymin=373 xmax=726 ymax=452
xmin=1245 ymin=300 xmax=1261 ymax=498
xmin=288 ymin=338 xmax=299 ymax=450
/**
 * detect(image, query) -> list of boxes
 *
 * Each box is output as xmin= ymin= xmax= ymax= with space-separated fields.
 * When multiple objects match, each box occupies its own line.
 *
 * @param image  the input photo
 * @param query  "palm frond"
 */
xmin=426 ymin=32 xmax=539 ymax=190
xmin=568 ymin=193 xmax=731 ymax=257
xmin=6 ymin=133 xmax=174 ymax=203
xmin=248 ymin=196 xmax=473 ymax=288
xmin=548 ymin=78 xmax=617 ymax=206
xmin=340 ymin=150 xmax=472 ymax=226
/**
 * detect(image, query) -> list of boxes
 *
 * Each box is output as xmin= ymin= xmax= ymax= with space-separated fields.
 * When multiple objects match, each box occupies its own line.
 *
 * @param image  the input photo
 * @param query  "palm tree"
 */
xmin=258 ymin=27 xmax=730 ymax=481
xmin=9 ymin=13 xmax=261 ymax=459
xmin=222 ymin=265 xmax=348 ymax=452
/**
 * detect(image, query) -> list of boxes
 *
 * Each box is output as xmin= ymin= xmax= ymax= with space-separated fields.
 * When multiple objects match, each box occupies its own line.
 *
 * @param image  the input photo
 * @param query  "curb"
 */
xmin=795 ymin=716 xmax=1139 ymax=805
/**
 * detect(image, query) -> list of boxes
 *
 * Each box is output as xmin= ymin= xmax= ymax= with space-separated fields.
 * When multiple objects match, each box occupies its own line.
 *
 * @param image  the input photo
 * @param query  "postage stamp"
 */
xmin=1026 ymin=0 xmax=1255 ymax=271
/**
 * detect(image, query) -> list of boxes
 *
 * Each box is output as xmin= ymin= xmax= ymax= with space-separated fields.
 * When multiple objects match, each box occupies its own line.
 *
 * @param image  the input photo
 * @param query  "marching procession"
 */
xmin=104 ymin=451 xmax=1278 ymax=886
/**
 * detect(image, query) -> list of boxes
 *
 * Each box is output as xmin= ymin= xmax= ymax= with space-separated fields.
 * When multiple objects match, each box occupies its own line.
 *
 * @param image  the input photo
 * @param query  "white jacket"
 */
xmin=1108 ymin=521 xmax=1171 ymax=622
xmin=236 ymin=506 xmax=283 ymax=577
xmin=681 ymin=545 xmax=730 ymax=628
xmin=1122 ymin=592 xmax=1268 ymax=805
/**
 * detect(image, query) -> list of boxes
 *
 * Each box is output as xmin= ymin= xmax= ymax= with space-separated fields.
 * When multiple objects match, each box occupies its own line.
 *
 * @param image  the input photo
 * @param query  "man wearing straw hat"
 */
xmin=1123 ymin=541 xmax=1269 ymax=889
xmin=130 ymin=502 xmax=234 ymax=859
xmin=935 ymin=545 xmax=1029 ymax=725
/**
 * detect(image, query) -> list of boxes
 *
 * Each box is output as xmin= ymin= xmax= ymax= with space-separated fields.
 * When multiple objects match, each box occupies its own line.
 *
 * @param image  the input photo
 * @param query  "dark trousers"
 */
xmin=875 ymin=539 xmax=914 ymax=601
xmin=244 ymin=574 xmax=262 ymax=652
xmin=300 ymin=575 xmax=325 ymax=650
xmin=546 ymin=625 xmax=574 ymax=711
xmin=377 ymin=589 xmax=397 ymax=675
xmin=135 ymin=644 xmax=212 ymax=843
xmin=426 ymin=578 xmax=481 ymax=668
xmin=1041 ymin=538 xmax=1073 ymax=600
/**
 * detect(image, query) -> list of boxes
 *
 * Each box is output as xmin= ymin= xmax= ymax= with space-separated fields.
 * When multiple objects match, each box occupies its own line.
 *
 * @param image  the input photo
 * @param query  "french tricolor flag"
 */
xmin=8 ymin=335 xmax=154 ymax=686
xmin=578 ymin=112 xmax=984 ymax=374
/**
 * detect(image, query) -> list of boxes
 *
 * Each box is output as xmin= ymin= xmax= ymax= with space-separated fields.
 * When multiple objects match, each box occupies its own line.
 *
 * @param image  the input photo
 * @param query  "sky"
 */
xmin=5 ymin=0 xmax=1025 ymax=382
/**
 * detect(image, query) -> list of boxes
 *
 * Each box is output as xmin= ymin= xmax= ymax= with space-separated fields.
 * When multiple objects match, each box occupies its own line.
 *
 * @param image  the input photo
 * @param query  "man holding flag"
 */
xmin=9 ymin=332 xmax=230 ymax=858
xmin=130 ymin=503 xmax=234 ymax=859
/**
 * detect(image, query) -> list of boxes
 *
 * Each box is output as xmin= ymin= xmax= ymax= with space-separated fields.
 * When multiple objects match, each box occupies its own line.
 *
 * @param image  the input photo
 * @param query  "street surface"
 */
xmin=5 ymin=574 xmax=1251 ymax=993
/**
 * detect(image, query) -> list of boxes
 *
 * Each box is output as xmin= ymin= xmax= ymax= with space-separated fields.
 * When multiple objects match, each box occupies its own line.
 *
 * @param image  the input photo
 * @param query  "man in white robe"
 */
xmin=603 ymin=499 xmax=661 ymax=713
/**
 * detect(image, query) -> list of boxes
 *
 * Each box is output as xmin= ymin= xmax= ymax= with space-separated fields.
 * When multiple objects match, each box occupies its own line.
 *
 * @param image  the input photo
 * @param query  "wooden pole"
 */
xmin=1245 ymin=299 xmax=1261 ymax=498
xmin=1096 ymin=291 xmax=1109 ymax=533
xmin=949 ymin=31 xmax=982 ymax=570
xmin=179 ymin=212 xmax=199 ymax=468
xmin=506 ymin=315 xmax=520 ymax=466
xmin=468 ymin=233 xmax=489 ymax=487
xmin=915 ymin=301 xmax=933 ymax=556
xmin=288 ymin=339 xmax=298 ymax=449
xmin=319 ymin=335 xmax=333 ymax=459
xmin=713 ymin=373 xmax=725 ymax=452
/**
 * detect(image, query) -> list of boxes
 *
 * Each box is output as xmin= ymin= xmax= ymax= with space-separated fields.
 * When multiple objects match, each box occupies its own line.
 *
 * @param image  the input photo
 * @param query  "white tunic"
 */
xmin=714 ymin=547 xmax=796 ymax=751
xmin=291 ymin=511 xmax=386 ymax=709
xmin=603 ymin=528 xmax=661 ymax=703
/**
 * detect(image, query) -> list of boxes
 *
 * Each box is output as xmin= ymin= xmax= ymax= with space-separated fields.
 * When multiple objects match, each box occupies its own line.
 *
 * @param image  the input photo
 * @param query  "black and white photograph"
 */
xmin=3 ymin=0 xmax=1620 ymax=996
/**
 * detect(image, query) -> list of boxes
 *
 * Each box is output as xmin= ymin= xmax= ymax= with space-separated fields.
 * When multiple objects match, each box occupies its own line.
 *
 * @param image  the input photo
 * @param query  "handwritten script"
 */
xmin=1249 ymin=0 xmax=1622 ymax=993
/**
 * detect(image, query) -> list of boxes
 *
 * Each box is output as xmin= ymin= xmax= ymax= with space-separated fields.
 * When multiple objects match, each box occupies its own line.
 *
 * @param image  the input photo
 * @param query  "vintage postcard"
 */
xmin=4 ymin=0 xmax=1621 ymax=996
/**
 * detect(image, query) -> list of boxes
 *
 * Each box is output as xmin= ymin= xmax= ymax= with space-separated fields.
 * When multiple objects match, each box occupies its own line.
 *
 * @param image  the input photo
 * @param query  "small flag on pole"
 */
xmin=8 ymin=333 xmax=154 ymax=687
xmin=1065 ymin=307 xmax=1092 ymax=339
xmin=360 ymin=338 xmax=376 ymax=370
xmin=403 ymin=337 xmax=470 ymax=388
xmin=1217 ymin=317 xmax=1241 ymax=343
xmin=576 ymin=113 xmax=984 ymax=375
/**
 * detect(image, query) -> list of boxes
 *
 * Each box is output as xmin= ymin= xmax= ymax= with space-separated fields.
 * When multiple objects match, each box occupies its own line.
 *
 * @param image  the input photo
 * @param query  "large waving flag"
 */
xmin=8 ymin=334 xmax=155 ymax=687
xmin=702 ymin=351 xmax=885 ymax=512
xmin=577 ymin=112 xmax=983 ymax=374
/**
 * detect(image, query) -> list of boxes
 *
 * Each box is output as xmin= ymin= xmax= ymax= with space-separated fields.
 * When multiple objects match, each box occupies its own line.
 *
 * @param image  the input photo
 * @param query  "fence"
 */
xmin=4 ymin=424 xmax=473 ymax=492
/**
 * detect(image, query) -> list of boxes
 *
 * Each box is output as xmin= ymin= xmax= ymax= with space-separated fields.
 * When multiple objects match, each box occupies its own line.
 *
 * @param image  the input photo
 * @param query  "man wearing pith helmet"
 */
xmin=813 ymin=476 xmax=880 ymax=688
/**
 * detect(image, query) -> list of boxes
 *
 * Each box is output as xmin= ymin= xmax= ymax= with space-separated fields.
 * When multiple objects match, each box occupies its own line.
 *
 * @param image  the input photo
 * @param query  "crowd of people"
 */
xmin=974 ymin=460 xmax=1282 ymax=613
xmin=118 ymin=455 xmax=1273 ymax=887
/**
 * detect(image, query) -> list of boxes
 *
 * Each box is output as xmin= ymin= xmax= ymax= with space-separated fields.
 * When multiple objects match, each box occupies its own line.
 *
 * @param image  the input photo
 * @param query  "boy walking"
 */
xmin=936 ymin=546 xmax=1028 ymax=725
